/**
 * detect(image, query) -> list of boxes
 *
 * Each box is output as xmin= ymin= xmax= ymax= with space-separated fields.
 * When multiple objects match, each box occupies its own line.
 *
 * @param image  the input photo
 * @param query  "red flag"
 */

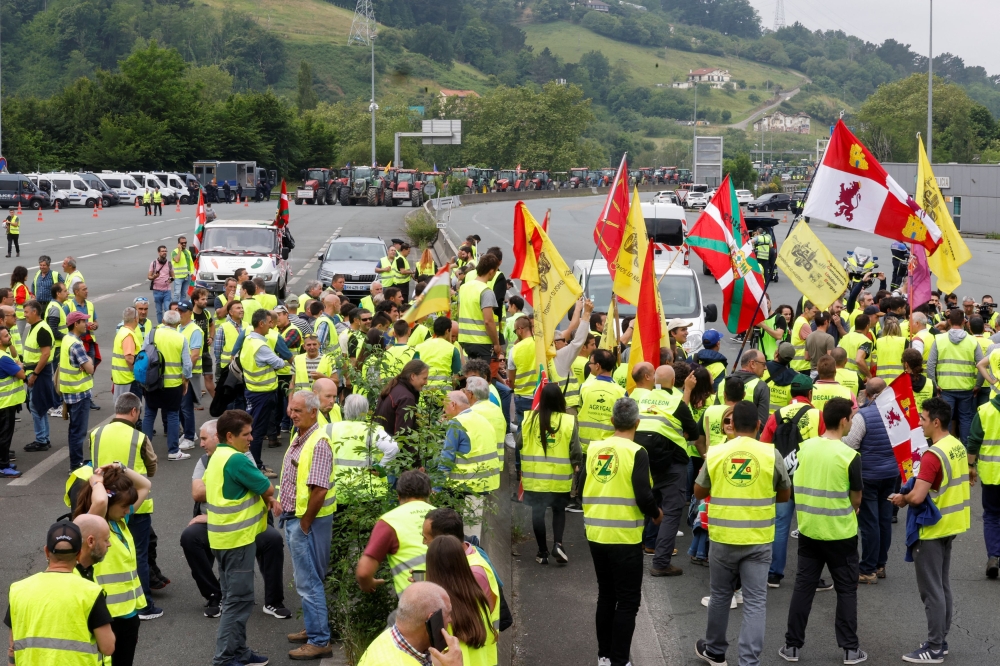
xmin=593 ymin=154 xmax=629 ymax=278
xmin=632 ymin=243 xmax=662 ymax=367
xmin=275 ymin=179 xmax=289 ymax=229
xmin=804 ymin=120 xmax=942 ymax=253
xmin=875 ymin=373 xmax=928 ymax=482
xmin=511 ymin=203 xmax=545 ymax=306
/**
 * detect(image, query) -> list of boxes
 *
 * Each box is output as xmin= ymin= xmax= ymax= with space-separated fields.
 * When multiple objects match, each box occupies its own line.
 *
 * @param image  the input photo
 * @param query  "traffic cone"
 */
xmin=175 ymin=197 xmax=181 ymax=213
xmin=54 ymin=201 xmax=60 ymax=214
xmin=783 ymin=213 xmax=788 ymax=224
xmin=243 ymin=195 xmax=249 ymax=207
xmin=16 ymin=202 xmax=22 ymax=215
xmin=134 ymin=196 xmax=139 ymax=209
xmin=36 ymin=208 xmax=43 ymax=223
xmin=92 ymin=203 xmax=99 ymax=218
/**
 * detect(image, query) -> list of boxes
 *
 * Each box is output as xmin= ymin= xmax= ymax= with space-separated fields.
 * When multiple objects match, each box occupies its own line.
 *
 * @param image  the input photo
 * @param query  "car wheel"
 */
xmin=31 ymin=199 xmax=42 ymax=210
xmin=85 ymin=198 xmax=97 ymax=208
xmin=180 ymin=196 xmax=189 ymax=205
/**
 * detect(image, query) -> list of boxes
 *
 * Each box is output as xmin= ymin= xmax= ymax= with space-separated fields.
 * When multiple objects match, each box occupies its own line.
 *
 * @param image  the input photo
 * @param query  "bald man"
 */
xmin=357 ymin=581 xmax=460 ymax=665
xmin=630 ymin=362 xmax=655 ymax=403
xmin=73 ymin=514 xmax=111 ymax=581
xmin=635 ymin=364 xmax=701 ymax=572
xmin=440 ymin=390 xmax=498 ymax=492
xmin=312 ymin=377 xmax=343 ymax=426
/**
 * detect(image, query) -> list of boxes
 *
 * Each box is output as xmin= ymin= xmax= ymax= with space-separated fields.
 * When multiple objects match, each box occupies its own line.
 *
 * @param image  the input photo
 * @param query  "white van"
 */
xmin=27 ymin=174 xmax=71 ymax=209
xmin=36 ymin=172 xmax=102 ymax=208
xmin=574 ymin=201 xmax=718 ymax=355
xmin=129 ymin=173 xmax=179 ymax=204
xmin=99 ymin=172 xmax=142 ymax=204
xmin=153 ymin=172 xmax=196 ymax=203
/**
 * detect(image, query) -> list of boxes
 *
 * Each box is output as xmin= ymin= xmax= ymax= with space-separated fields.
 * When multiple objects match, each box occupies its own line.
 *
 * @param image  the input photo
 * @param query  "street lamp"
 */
xmin=927 ymin=0 xmax=933 ymax=163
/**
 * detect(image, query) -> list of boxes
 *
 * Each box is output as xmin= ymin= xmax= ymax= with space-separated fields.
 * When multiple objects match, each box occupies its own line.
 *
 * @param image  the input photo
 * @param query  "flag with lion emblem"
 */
xmin=804 ymin=120 xmax=943 ymax=254
xmin=687 ymin=175 xmax=767 ymax=334
xmin=875 ymin=372 xmax=927 ymax=482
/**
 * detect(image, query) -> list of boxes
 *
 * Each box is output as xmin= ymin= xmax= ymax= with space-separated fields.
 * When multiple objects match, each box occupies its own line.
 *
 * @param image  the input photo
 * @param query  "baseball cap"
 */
xmin=284 ymin=295 xmax=299 ymax=307
xmin=177 ymin=300 xmax=193 ymax=312
xmin=863 ymin=305 xmax=881 ymax=316
xmin=66 ymin=311 xmax=89 ymax=326
xmin=702 ymin=329 xmax=723 ymax=347
xmin=47 ymin=521 xmax=82 ymax=554
xmin=273 ymin=305 xmax=288 ymax=314
xmin=790 ymin=374 xmax=814 ymax=391
xmin=666 ymin=318 xmax=694 ymax=332
xmin=777 ymin=341 xmax=796 ymax=361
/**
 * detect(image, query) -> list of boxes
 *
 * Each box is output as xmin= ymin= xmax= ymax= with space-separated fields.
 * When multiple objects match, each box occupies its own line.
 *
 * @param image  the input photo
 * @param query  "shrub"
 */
xmin=405 ymin=209 xmax=439 ymax=248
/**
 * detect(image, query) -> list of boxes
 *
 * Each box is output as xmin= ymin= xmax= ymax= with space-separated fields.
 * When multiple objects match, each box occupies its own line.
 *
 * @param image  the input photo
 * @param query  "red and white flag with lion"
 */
xmin=876 ymin=372 xmax=928 ymax=482
xmin=804 ymin=120 xmax=942 ymax=254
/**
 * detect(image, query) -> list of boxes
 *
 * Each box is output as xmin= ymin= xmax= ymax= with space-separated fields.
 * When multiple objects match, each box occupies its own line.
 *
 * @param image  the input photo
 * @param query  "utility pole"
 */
xmin=927 ymin=0 xmax=933 ymax=164
xmin=692 ymin=83 xmax=698 ymax=180
xmin=349 ymin=0 xmax=377 ymax=166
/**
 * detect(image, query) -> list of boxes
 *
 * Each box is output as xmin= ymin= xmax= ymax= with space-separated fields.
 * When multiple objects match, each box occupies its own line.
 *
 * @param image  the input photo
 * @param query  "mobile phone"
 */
xmin=411 ymin=569 xmax=426 ymax=582
xmin=425 ymin=608 xmax=447 ymax=652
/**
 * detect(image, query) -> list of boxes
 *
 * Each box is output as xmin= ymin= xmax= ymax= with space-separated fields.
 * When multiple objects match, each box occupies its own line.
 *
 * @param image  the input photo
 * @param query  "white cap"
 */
xmin=666 ymin=318 xmax=694 ymax=332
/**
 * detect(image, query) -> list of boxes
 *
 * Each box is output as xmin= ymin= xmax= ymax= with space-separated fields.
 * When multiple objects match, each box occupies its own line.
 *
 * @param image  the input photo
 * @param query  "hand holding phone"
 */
xmin=425 ymin=609 xmax=448 ymax=652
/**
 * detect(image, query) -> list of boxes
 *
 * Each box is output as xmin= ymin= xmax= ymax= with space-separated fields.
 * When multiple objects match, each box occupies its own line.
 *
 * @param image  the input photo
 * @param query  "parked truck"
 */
xmin=192 ymin=161 xmax=275 ymax=201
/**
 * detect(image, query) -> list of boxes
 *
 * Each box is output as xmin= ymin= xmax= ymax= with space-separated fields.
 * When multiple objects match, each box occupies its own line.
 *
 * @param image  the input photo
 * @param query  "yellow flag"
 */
xmin=612 ymin=187 xmax=647 ymax=306
xmin=515 ymin=203 xmax=583 ymax=370
xmin=776 ymin=221 xmax=849 ymax=312
xmin=917 ymin=136 xmax=969 ymax=294
xmin=384 ymin=161 xmax=392 ymax=174
xmin=599 ymin=298 xmax=619 ymax=351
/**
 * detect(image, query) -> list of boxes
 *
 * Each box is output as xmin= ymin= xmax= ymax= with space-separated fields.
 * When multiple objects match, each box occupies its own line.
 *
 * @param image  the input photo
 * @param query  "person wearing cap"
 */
xmin=837 ymin=313 xmax=874 ymax=385
xmin=693 ymin=330 xmax=728 ymax=389
xmin=178 ymin=300 xmax=204 ymax=450
xmin=285 ymin=295 xmax=314 ymax=335
xmin=6 ymin=522 xmax=116 ymax=664
xmin=928 ymin=308 xmax=983 ymax=445
xmin=667 ymin=319 xmax=692 ymax=361
xmin=60 ymin=311 xmax=96 ymax=470
xmin=765 ymin=341 xmax=799 ymax=415
xmin=760 ymin=374 xmax=831 ymax=589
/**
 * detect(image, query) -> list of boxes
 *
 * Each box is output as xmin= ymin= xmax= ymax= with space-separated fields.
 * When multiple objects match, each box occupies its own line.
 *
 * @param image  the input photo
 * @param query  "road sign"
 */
xmin=0 ymin=157 xmax=8 ymax=173
xmin=424 ymin=182 xmax=437 ymax=196
xmin=436 ymin=222 xmax=447 ymax=229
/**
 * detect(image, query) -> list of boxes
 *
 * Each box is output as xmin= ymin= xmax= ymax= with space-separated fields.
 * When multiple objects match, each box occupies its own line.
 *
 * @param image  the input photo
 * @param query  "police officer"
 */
xmin=142 ymin=188 xmax=152 ymax=216
xmin=572 ymin=349 xmax=626 ymax=512
xmin=583 ymin=397 xmax=662 ymax=666
xmin=779 ymin=397 xmax=867 ymax=664
xmin=754 ymin=228 xmax=774 ymax=282
xmin=4 ymin=211 xmax=19 ymax=258
xmin=457 ymin=253 xmax=502 ymax=361
xmin=694 ymin=401 xmax=791 ymax=666
xmin=394 ymin=242 xmax=414 ymax=302
xmin=5 ymin=522 xmax=116 ymax=665
xmin=891 ymin=397 xmax=972 ymax=664
xmin=152 ymin=187 xmax=163 ymax=216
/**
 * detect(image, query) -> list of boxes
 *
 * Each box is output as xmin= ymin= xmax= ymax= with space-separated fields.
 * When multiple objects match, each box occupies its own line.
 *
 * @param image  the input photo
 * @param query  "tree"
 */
xmin=297 ymin=61 xmax=319 ymax=112
xmin=723 ymin=153 xmax=756 ymax=189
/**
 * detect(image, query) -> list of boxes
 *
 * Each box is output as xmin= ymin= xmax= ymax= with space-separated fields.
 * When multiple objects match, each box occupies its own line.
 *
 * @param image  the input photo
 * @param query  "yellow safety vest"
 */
xmin=408 ymin=323 xmax=430 ymax=347
xmin=111 ymin=325 xmax=140 ymax=385
xmin=9 ymin=571 xmax=103 ymax=666
xmin=0 ymin=348 xmax=25 ymax=408
xmin=385 ymin=344 xmax=416 ymax=376
xmin=90 ymin=421 xmax=153 ymax=514
xmin=912 ymin=328 xmax=933 ymax=363
xmin=702 ymin=403 xmax=729 ymax=448
xmin=7 ymin=214 xmax=19 ymax=235
xmin=449 ymin=410 xmax=500 ymax=492
xmin=510 ymin=337 xmax=537 ymax=397
xmin=875 ymin=334 xmax=907 ymax=378
xmin=838 ymin=331 xmax=870 ymax=376
xmin=920 ymin=435 xmax=971 ymax=540
xmin=549 ymin=358 xmax=580 ymax=408
xmin=12 ymin=282 xmax=26 ymax=319
xmin=152 ymin=325 xmax=185 ymax=388
xmin=359 ymin=295 xmax=375 ymax=314
xmin=583 ymin=435 xmax=645 ymax=544
xmin=179 ymin=321 xmax=203 ymax=376
xmin=381 ymin=500 xmax=435 ymax=594
xmin=142 ymin=190 xmax=152 ymax=204
xmin=976 ymin=401 xmax=1000 ymax=485
xmin=377 ymin=256 xmax=397 ymax=286
xmin=204 ymin=445 xmax=266 ymax=549
xmin=810 ymin=381 xmax=852 ymax=413
xmin=58 ymin=334 xmax=93 ymax=395
xmin=240 ymin=335 xmax=278 ymax=392
xmin=765 ymin=371 xmax=792 ymax=414
xmin=790 ymin=316 xmax=811 ymax=372
xmin=933 ymin=333 xmax=978 ymax=390
xmin=462 ymin=548 xmax=500 ymax=666
xmin=521 ymin=412 xmax=575 ymax=493
xmin=578 ymin=378 xmax=626 ymax=452
xmin=292 ymin=353 xmax=334 ymax=389
xmin=416 ymin=337 xmax=454 ymax=388
xmin=357 ymin=627 xmax=426 ymax=666
xmin=834 ymin=367 xmax=859 ymax=397
xmin=913 ymin=374 xmax=935 ymax=405
xmin=457 ymin=280 xmax=492 ymax=345
xmin=705 ymin=435 xmax=776 ymax=545
xmin=257 ymin=292 xmax=278 ymax=311
xmin=287 ymin=426 xmax=337 ymax=518
xmin=636 ymin=388 xmax=688 ymax=451
xmin=775 ymin=402 xmax=821 ymax=441
xmin=219 ymin=320 xmax=242 ymax=368
xmin=170 ymin=248 xmax=193 ymax=280
xmin=471 ymin=399 xmax=507 ymax=470
xmin=240 ymin=296 xmax=260 ymax=324
xmin=327 ymin=421 xmax=388 ymax=503
xmin=794 ymin=436 xmax=859 ymax=540
xmin=47 ymin=301 xmax=67 ymax=338
xmin=95 ymin=518 xmax=147 ymax=617
xmin=152 ymin=190 xmax=162 ymax=204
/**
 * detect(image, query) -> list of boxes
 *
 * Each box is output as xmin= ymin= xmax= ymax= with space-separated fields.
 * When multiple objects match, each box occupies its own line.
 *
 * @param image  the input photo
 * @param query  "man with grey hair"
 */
xmin=583 ymin=396 xmax=662 ymax=666
xmin=357 ymin=581 xmax=460 ymax=665
xmin=62 ymin=256 xmax=84 ymax=291
xmin=441 ymin=389 xmax=498 ymax=493
xmin=910 ymin=311 xmax=932 ymax=357
xmin=180 ymin=419 xmax=289 ymax=620
xmin=297 ymin=280 xmax=324 ymax=313
xmin=280 ymin=390 xmax=336 ymax=659
xmin=360 ymin=280 xmax=383 ymax=314
xmin=112 ymin=306 xmax=141 ymax=401
xmin=142 ymin=308 xmax=193 ymax=462
xmin=329 ymin=394 xmax=399 ymax=496
xmin=464 ymin=375 xmax=507 ymax=468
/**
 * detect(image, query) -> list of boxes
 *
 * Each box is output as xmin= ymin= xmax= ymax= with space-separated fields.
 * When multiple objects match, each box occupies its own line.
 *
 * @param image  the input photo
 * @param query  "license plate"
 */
xmin=297 ymin=190 xmax=313 ymax=198
xmin=393 ymin=192 xmax=409 ymax=198
xmin=345 ymin=284 xmax=368 ymax=291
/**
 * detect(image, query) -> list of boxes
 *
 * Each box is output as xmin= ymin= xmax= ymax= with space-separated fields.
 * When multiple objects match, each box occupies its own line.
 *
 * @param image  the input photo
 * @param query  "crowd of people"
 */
xmin=3 ymin=230 xmax=997 ymax=666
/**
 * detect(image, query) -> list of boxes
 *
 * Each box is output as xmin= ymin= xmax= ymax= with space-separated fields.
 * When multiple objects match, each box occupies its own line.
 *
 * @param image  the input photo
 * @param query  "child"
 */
xmin=688 ymin=496 xmax=709 ymax=566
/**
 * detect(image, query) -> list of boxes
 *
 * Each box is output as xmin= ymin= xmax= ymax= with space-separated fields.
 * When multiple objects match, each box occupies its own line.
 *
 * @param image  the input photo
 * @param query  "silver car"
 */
xmin=316 ymin=236 xmax=388 ymax=298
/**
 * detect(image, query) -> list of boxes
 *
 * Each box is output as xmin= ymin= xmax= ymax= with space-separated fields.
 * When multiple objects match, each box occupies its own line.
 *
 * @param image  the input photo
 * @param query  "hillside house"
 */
xmin=439 ymin=89 xmax=480 ymax=102
xmin=584 ymin=0 xmax=610 ymax=11
xmin=752 ymin=110 xmax=811 ymax=134
xmin=672 ymin=68 xmax=731 ymax=89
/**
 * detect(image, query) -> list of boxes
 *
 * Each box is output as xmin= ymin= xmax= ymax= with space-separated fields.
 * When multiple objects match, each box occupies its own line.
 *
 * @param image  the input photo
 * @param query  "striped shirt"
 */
xmin=278 ymin=423 xmax=333 ymax=514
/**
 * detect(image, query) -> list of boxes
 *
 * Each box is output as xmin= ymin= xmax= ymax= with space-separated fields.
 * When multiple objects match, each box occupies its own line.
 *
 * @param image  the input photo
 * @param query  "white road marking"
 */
xmin=160 ymin=237 xmax=171 ymax=240
xmin=297 ymin=269 xmax=308 ymax=276
xmin=102 ymin=228 xmax=118 ymax=232
xmin=289 ymin=277 xmax=300 ymax=285
xmin=8 ymin=448 xmax=69 ymax=486
xmin=102 ymin=249 xmax=120 ymax=254
xmin=141 ymin=240 xmax=155 ymax=245
xmin=124 ymin=245 xmax=139 ymax=249
xmin=59 ymin=235 xmax=77 ymax=239
xmin=137 ymin=224 xmax=149 ymax=227
xmin=77 ymin=254 xmax=97 ymax=259
xmin=36 ymin=238 xmax=54 ymax=242
xmin=81 ymin=232 xmax=97 ymax=236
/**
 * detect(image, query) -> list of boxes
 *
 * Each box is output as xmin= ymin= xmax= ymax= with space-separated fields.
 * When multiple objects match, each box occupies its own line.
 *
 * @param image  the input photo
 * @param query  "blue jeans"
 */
xmin=940 ymin=389 xmax=975 ymax=444
xmin=858 ymin=476 xmax=897 ymax=574
xmin=688 ymin=527 xmax=708 ymax=559
xmin=514 ymin=395 xmax=533 ymax=429
xmin=143 ymin=404 xmax=180 ymax=454
xmin=29 ymin=389 xmax=50 ymax=445
xmin=769 ymin=497 xmax=796 ymax=579
xmin=494 ymin=380 xmax=513 ymax=430
xmin=284 ymin=515 xmax=332 ymax=646
xmin=171 ymin=278 xmax=189 ymax=303
xmin=153 ymin=289 xmax=171 ymax=323
xmin=181 ymin=381 xmax=197 ymax=441
xmin=245 ymin=389 xmax=277 ymax=468
xmin=66 ymin=397 xmax=91 ymax=470
xmin=130 ymin=513 xmax=153 ymax=604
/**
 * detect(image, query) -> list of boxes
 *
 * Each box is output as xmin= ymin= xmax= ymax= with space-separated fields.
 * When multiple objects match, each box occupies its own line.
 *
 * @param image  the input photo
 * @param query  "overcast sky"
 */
xmin=747 ymin=0 xmax=997 ymax=76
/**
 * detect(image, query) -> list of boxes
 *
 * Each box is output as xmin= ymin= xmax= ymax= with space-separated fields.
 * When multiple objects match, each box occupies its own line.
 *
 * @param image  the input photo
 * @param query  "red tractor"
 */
xmin=295 ymin=168 xmax=338 ymax=205
xmin=387 ymin=169 xmax=424 ymax=207
xmin=568 ymin=168 xmax=592 ymax=188
xmin=495 ymin=169 xmax=517 ymax=191
xmin=527 ymin=171 xmax=556 ymax=190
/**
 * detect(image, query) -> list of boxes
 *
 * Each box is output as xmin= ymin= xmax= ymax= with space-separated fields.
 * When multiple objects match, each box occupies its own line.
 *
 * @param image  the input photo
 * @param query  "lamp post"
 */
xmin=369 ymin=37 xmax=377 ymax=167
xmin=927 ymin=0 xmax=933 ymax=163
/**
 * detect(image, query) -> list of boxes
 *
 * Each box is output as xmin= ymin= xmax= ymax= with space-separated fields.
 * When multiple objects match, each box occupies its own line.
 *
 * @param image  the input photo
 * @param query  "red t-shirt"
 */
xmin=363 ymin=520 xmax=400 ymax=561
xmin=760 ymin=398 xmax=827 ymax=443
xmin=916 ymin=450 xmax=944 ymax=491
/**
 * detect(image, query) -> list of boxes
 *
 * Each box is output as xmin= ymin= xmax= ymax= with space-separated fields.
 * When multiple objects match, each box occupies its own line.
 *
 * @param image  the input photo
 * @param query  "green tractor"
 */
xmin=339 ymin=166 xmax=387 ymax=206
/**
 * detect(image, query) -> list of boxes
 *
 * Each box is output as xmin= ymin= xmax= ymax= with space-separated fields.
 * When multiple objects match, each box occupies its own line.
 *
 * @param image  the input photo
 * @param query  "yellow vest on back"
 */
xmin=578 ymin=378 xmax=626 ymax=452
xmin=975 ymin=401 xmax=1000 ymax=485
xmin=381 ymin=500 xmax=435 ymax=594
xmin=458 ymin=280 xmax=492 ymax=345
xmin=933 ymin=333 xmax=978 ymax=390
xmin=835 ymin=367 xmax=859 ymax=397
xmin=449 ymin=410 xmax=500 ymax=492
xmin=705 ymin=436 xmax=776 ymax=545
xmin=790 ymin=316 xmax=811 ymax=372
xmin=416 ymin=337 xmax=454 ymax=388
xmin=794 ymin=436 xmax=859 ymax=540
xmin=810 ymin=381 xmax=852 ymax=413
xmin=511 ymin=337 xmax=537 ymax=397
xmin=875 ymin=335 xmax=906 ymax=377
xmin=583 ymin=435 xmax=644 ymax=544
xmin=9 ymin=571 xmax=103 ymax=666
xmin=521 ymin=412 xmax=575 ymax=493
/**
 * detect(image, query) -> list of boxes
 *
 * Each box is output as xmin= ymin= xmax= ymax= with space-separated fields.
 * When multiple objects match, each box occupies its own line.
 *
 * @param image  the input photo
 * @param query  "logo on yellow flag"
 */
xmin=776 ymin=221 xmax=849 ymax=312
xmin=917 ymin=135 xmax=969 ymax=293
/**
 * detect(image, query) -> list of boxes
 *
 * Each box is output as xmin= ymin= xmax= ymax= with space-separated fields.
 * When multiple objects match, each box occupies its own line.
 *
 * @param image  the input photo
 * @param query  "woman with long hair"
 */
xmin=10 ymin=265 xmax=29 ymax=332
xmin=517 ymin=382 xmax=582 ymax=565
xmin=73 ymin=464 xmax=152 ymax=666
xmin=375 ymin=358 xmax=429 ymax=461
xmin=416 ymin=248 xmax=437 ymax=278
xmin=426 ymin=535 xmax=498 ymax=665
xmin=875 ymin=316 xmax=908 ymax=378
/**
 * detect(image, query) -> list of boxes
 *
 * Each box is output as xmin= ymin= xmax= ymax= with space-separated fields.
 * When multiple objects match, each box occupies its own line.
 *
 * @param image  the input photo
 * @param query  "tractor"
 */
xmin=295 ymin=168 xmax=338 ymax=205
xmin=338 ymin=166 xmax=387 ymax=206
xmin=495 ymin=169 xmax=519 ymax=192
xmin=387 ymin=169 xmax=424 ymax=207
xmin=527 ymin=171 xmax=555 ymax=190
xmin=450 ymin=167 xmax=488 ymax=194
xmin=568 ymin=168 xmax=592 ymax=188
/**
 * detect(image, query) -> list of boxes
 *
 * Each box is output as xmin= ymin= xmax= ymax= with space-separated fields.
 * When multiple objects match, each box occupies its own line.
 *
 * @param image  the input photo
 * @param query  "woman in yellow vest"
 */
xmin=10 ymin=266 xmax=29 ymax=327
xmin=73 ymin=463 xmax=152 ymax=666
xmin=416 ymin=247 xmax=437 ymax=278
xmin=518 ymin=383 xmax=582 ymax=565
xmin=426 ymin=535 xmax=499 ymax=666
xmin=875 ymin=317 xmax=908 ymax=378
xmin=354 ymin=329 xmax=388 ymax=401
xmin=903 ymin=348 xmax=936 ymax=405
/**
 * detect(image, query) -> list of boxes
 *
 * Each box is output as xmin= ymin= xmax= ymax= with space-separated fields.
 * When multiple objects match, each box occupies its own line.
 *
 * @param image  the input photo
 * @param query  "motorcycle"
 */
xmin=843 ymin=247 xmax=878 ymax=290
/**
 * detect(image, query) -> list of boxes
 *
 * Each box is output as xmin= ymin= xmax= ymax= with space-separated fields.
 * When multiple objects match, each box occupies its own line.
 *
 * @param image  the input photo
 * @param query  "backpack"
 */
xmin=773 ymin=404 xmax=810 ymax=477
xmin=137 ymin=328 xmax=164 ymax=392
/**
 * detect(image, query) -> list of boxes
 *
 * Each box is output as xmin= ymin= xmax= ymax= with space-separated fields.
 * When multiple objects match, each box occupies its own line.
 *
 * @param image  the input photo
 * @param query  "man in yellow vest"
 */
xmin=170 ymin=236 xmax=194 ymax=302
xmin=969 ymin=383 xmax=1000 ymax=579
xmin=832 ymin=347 xmax=860 ymax=398
xmin=204 ymin=409 xmax=278 ymax=666
xmin=910 ymin=312 xmax=933 ymax=361
xmin=464 ymin=376 xmax=506 ymax=471
xmin=374 ymin=246 xmax=399 ymax=290
xmin=279 ymin=391 xmax=336 ymax=660
xmin=837 ymin=313 xmax=874 ymax=384
xmin=583 ymin=396 xmax=662 ymax=666
xmin=928 ymin=308 xmax=983 ymax=444
xmin=240 ymin=309 xmax=289 ymax=476
xmin=143 ymin=187 xmax=153 ymax=215
xmin=23 ymin=300 xmax=57 ymax=453
xmin=693 ymin=401 xmax=791 ymax=666
xmin=416 ymin=316 xmax=461 ymax=391
xmin=811 ymin=355 xmax=855 ymax=412
xmin=178 ymin=301 xmax=205 ymax=449
xmin=359 ymin=280 xmax=382 ymax=315
xmin=441 ymin=391 xmax=499 ymax=493
xmin=0 ymin=324 xmax=25 ymax=477
xmin=891 ymin=397 xmax=972 ymax=664
xmin=4 ymin=211 xmax=19 ymax=258
xmin=789 ymin=301 xmax=818 ymax=374
xmin=356 ymin=469 xmax=435 ymax=595
xmin=7 ymin=522 xmax=117 ymax=664
xmin=572 ymin=349 xmax=627 ymax=512
xmin=508 ymin=315 xmax=537 ymax=427
xmin=253 ymin=276 xmax=277 ymax=311
xmin=356 ymin=581 xmax=459 ymax=666
xmin=457 ymin=253 xmax=502 ymax=361
xmin=142 ymin=310 xmax=194 ymax=462
xmin=778 ymin=397 xmax=866 ymax=664
xmin=61 ymin=311 xmax=96 ymax=470
xmin=152 ymin=185 xmax=163 ymax=216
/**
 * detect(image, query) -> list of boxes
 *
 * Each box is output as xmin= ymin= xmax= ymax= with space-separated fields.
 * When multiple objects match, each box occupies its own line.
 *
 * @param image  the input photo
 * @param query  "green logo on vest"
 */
xmin=725 ymin=451 xmax=760 ymax=487
xmin=592 ymin=447 xmax=619 ymax=483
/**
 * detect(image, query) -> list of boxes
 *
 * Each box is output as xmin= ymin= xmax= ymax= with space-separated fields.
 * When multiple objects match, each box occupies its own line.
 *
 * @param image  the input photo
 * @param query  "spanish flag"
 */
xmin=625 ymin=243 xmax=665 ymax=392
xmin=612 ymin=187 xmax=647 ymax=306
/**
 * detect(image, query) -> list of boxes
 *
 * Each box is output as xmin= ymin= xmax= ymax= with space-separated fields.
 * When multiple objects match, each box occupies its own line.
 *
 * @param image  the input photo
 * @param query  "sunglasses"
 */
xmin=723 ymin=418 xmax=733 ymax=425
xmin=360 ymin=317 xmax=372 ymax=322
xmin=134 ymin=298 xmax=149 ymax=304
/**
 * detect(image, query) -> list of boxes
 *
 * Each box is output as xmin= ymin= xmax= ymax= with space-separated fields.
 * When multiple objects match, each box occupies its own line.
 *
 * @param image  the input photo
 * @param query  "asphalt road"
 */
xmin=443 ymin=195 xmax=1000 ymax=665
xmin=0 ymin=199 xmax=410 ymax=666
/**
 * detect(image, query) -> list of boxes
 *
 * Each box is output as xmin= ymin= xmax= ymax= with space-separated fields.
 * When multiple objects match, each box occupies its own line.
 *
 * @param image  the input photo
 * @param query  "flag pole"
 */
xmin=587 ymin=154 xmax=628 ymax=286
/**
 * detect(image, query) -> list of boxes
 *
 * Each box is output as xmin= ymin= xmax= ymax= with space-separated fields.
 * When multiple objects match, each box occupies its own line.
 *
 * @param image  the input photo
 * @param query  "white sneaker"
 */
xmin=733 ymin=589 xmax=743 ymax=605
xmin=47 ymin=406 xmax=62 ymax=417
xmin=168 ymin=451 xmax=191 ymax=461
xmin=701 ymin=595 xmax=738 ymax=609
xmin=790 ymin=529 xmax=800 ymax=539
xmin=677 ymin=530 xmax=685 ymax=537
xmin=598 ymin=659 xmax=611 ymax=666
xmin=178 ymin=438 xmax=195 ymax=450
xmin=504 ymin=433 xmax=516 ymax=449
